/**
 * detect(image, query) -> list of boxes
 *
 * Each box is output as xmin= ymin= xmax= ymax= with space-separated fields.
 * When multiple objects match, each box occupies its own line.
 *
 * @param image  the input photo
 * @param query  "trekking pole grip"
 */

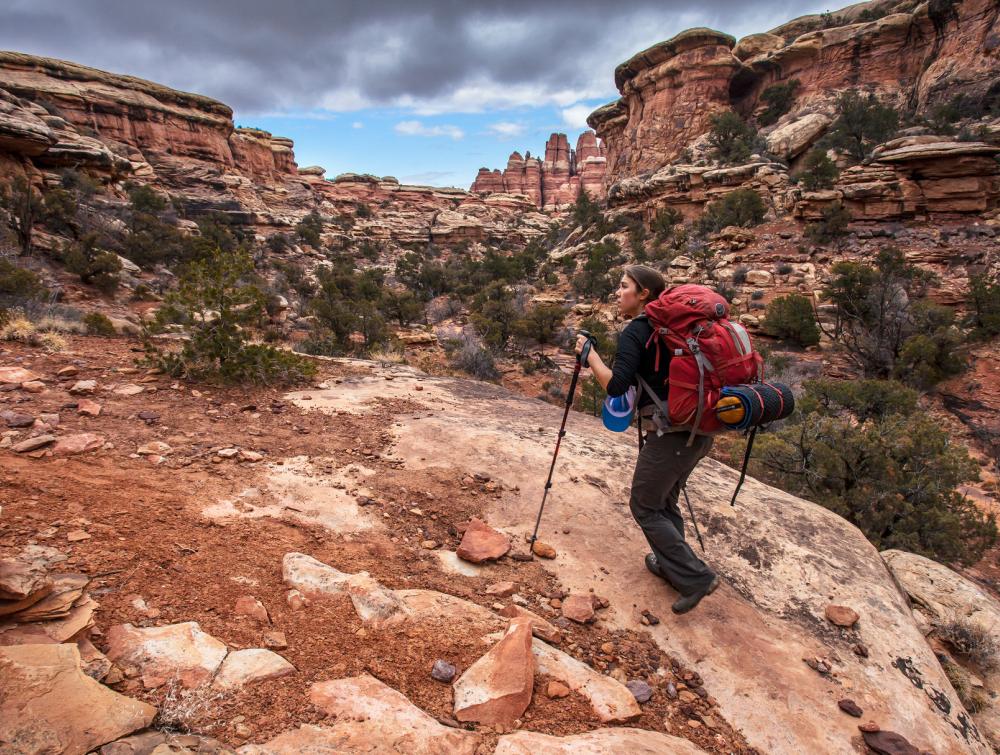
xmin=577 ymin=329 xmax=593 ymax=367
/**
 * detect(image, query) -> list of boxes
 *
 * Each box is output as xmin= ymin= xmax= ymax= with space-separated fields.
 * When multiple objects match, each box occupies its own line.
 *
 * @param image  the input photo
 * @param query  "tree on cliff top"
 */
xmin=708 ymin=112 xmax=759 ymax=165
xmin=825 ymin=91 xmax=900 ymax=163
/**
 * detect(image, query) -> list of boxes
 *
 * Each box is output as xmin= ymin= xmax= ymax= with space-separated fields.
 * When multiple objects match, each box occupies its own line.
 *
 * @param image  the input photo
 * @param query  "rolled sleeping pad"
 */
xmin=715 ymin=382 xmax=795 ymax=430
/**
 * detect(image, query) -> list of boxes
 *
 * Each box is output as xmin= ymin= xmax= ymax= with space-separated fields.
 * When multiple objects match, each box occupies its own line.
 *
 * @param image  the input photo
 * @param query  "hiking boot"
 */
xmin=671 ymin=575 xmax=720 ymax=615
xmin=645 ymin=552 xmax=667 ymax=580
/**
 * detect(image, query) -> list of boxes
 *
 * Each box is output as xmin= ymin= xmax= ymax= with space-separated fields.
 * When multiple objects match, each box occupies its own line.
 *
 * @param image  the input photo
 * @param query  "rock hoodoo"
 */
xmin=471 ymin=131 xmax=607 ymax=209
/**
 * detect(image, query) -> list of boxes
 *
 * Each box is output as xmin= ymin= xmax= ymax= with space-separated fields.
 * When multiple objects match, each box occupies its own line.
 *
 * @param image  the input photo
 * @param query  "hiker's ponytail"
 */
xmin=623 ymin=264 xmax=666 ymax=306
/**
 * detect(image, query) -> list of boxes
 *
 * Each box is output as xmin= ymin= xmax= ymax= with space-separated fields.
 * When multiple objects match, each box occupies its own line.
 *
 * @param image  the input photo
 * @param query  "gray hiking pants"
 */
xmin=629 ymin=430 xmax=716 ymax=596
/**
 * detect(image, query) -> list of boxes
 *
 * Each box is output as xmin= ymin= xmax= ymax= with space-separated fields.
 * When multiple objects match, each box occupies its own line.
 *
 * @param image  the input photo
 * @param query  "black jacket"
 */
xmin=606 ymin=316 xmax=670 ymax=409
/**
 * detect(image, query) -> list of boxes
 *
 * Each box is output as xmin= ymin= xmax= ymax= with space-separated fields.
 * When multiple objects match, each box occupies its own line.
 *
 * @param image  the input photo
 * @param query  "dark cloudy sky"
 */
xmin=1 ymin=0 xmax=828 ymax=185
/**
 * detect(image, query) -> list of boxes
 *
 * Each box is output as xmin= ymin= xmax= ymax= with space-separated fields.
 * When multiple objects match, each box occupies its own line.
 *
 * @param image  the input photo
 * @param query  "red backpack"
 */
xmin=641 ymin=284 xmax=761 ymax=443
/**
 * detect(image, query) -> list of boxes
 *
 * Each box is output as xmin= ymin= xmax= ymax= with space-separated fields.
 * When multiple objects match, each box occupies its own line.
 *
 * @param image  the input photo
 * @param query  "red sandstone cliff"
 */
xmin=470 ymin=131 xmax=606 ymax=209
xmin=590 ymin=0 xmax=1000 ymax=186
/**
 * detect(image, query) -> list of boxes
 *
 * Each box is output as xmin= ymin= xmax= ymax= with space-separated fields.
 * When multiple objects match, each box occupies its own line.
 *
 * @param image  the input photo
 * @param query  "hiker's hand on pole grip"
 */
xmin=575 ymin=333 xmax=593 ymax=367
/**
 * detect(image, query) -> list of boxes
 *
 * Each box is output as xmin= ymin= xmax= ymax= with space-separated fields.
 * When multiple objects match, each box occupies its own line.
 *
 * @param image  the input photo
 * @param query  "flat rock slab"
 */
xmin=100 ymin=731 xmax=235 ymax=754
xmin=106 ymin=621 xmax=228 ymax=689
xmin=291 ymin=367 xmax=988 ymax=753
xmin=560 ymin=594 xmax=595 ymax=624
xmin=0 ymin=366 xmax=41 ymax=384
xmin=0 ymin=556 xmax=50 ymax=600
xmin=212 ymin=648 xmax=294 ymax=690
xmin=12 ymin=434 xmax=56 ymax=453
xmin=51 ymin=433 xmax=104 ymax=456
xmin=454 ymin=616 xmax=534 ymax=726
xmin=0 ymin=643 xmax=155 ymax=755
xmin=306 ymin=674 xmax=481 ymax=754
xmin=495 ymin=727 xmax=709 ymax=754
xmin=456 ymin=517 xmax=510 ymax=563
xmin=531 ymin=637 xmax=641 ymax=723
xmin=281 ymin=552 xmax=404 ymax=625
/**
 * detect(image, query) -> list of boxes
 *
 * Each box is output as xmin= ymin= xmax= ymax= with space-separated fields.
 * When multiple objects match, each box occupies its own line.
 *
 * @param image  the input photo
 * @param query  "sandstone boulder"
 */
xmin=531 ymin=637 xmax=641 ymax=723
xmin=281 ymin=552 xmax=405 ymax=625
xmin=307 ymin=674 xmax=481 ymax=754
xmin=454 ymin=616 xmax=534 ymax=726
xmin=51 ymin=433 xmax=104 ymax=456
xmin=105 ymin=621 xmax=228 ymax=688
xmin=0 ymin=366 xmax=41 ymax=385
xmin=301 ymin=363 xmax=985 ymax=752
xmin=766 ymin=113 xmax=831 ymax=160
xmin=456 ymin=518 xmax=510 ymax=563
xmin=883 ymin=549 xmax=1000 ymax=750
xmin=495 ymin=727 xmax=708 ymax=754
xmin=212 ymin=648 xmax=294 ymax=690
xmin=0 ymin=643 xmax=155 ymax=754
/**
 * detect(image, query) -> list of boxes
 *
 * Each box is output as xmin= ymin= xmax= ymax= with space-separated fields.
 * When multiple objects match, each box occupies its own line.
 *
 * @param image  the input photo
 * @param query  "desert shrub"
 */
xmin=967 ymin=274 xmax=1000 ymax=339
xmin=295 ymin=211 xmax=324 ymax=247
xmin=696 ymin=189 xmax=766 ymax=235
xmin=753 ymin=378 xmax=996 ymax=565
xmin=574 ymin=374 xmax=605 ymax=417
xmin=823 ymin=247 xmax=964 ymax=386
xmin=367 ymin=345 xmax=407 ymax=366
xmin=732 ymin=266 xmax=749 ymax=285
xmin=805 ymin=201 xmax=851 ymax=245
xmin=513 ymin=303 xmax=567 ymax=345
xmin=800 ymin=149 xmax=840 ymax=191
xmin=308 ymin=259 xmax=389 ymax=355
xmin=63 ymin=234 xmax=122 ymax=294
xmin=762 ymin=294 xmax=820 ymax=346
xmin=145 ymin=247 xmax=314 ymax=384
xmin=572 ymin=238 xmax=625 ymax=299
xmin=758 ymin=80 xmax=799 ymax=127
xmin=0 ymin=259 xmax=45 ymax=302
xmin=83 ymin=311 xmax=116 ymax=336
xmin=37 ymin=331 xmax=66 ymax=352
xmin=355 ymin=202 xmax=373 ymax=218
xmin=266 ymin=233 xmax=290 ymax=253
xmin=570 ymin=189 xmax=603 ymax=230
xmin=936 ymin=618 xmax=998 ymax=671
xmin=470 ymin=282 xmax=521 ymax=351
xmin=751 ymin=289 xmax=765 ymax=301
xmin=776 ymin=262 xmax=794 ymax=275
xmin=942 ymin=658 xmax=990 ymax=714
xmin=0 ymin=176 xmax=41 ymax=255
xmin=382 ymin=290 xmax=424 ymax=326
xmin=650 ymin=206 xmax=683 ymax=243
xmin=0 ymin=311 xmax=36 ymax=343
xmin=447 ymin=332 xmax=500 ymax=381
xmin=824 ymin=91 xmax=900 ymax=163
xmin=893 ymin=302 xmax=965 ymax=390
xmin=426 ymin=296 xmax=460 ymax=324
xmin=708 ymin=112 xmax=758 ymax=165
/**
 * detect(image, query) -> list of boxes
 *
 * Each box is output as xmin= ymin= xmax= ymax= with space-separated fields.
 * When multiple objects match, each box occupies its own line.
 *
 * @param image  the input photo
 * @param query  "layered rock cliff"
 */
xmin=470 ymin=131 xmax=607 ymax=209
xmin=588 ymin=0 xmax=1000 ymax=221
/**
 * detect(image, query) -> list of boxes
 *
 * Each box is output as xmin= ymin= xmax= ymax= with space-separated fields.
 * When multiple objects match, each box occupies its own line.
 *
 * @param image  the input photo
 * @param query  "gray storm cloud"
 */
xmin=0 ymin=0 xmax=824 ymax=113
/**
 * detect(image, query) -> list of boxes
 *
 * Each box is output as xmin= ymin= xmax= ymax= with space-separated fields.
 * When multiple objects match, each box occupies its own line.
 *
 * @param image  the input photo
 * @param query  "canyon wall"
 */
xmin=470 ymin=131 xmax=607 ymax=210
xmin=591 ymin=0 xmax=1000 ymax=183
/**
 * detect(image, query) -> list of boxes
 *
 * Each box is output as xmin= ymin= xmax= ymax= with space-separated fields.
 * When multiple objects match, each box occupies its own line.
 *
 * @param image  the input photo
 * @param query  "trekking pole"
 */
xmin=729 ymin=426 xmax=758 ymax=507
xmin=681 ymin=485 xmax=706 ymax=553
xmin=529 ymin=331 xmax=593 ymax=548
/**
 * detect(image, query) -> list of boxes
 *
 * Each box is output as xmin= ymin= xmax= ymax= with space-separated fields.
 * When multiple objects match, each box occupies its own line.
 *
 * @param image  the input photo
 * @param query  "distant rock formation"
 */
xmin=470 ymin=131 xmax=606 ymax=210
xmin=589 ymin=0 xmax=1000 ymax=188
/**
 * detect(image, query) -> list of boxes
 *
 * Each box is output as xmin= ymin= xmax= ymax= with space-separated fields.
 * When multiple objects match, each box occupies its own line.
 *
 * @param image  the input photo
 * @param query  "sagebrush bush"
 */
xmin=763 ymin=294 xmax=820 ymax=347
xmin=84 ymin=311 xmax=117 ymax=336
xmin=447 ymin=333 xmax=500 ymax=381
xmin=0 ymin=259 xmax=45 ymax=301
xmin=936 ymin=618 xmax=999 ymax=671
xmin=696 ymin=189 xmax=767 ymax=235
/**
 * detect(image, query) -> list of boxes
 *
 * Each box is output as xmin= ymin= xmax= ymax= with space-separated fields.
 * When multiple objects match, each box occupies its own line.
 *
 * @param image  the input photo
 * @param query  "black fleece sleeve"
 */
xmin=605 ymin=323 xmax=643 ymax=397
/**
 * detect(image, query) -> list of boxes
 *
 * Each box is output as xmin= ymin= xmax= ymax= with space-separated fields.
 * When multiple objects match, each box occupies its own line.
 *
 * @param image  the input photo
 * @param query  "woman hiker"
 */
xmin=575 ymin=264 xmax=720 ymax=614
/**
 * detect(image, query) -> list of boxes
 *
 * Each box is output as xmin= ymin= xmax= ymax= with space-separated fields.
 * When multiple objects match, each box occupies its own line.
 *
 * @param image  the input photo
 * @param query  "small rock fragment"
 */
xmin=531 ymin=541 xmax=557 ymax=559
xmin=626 ymin=679 xmax=653 ymax=703
xmin=263 ymin=631 xmax=288 ymax=650
xmin=77 ymin=399 xmax=102 ymax=417
xmin=546 ymin=681 xmax=570 ymax=699
xmin=485 ymin=581 xmax=517 ymax=598
xmin=21 ymin=380 xmax=45 ymax=393
xmin=69 ymin=380 xmax=97 ymax=395
xmin=561 ymin=594 xmax=595 ymax=624
xmin=286 ymin=589 xmax=308 ymax=610
xmin=838 ymin=699 xmax=863 ymax=717
xmin=456 ymin=518 xmax=510 ymax=564
xmin=825 ymin=604 xmax=860 ymax=628
xmin=432 ymin=659 xmax=457 ymax=683
xmin=66 ymin=530 xmax=91 ymax=542
xmin=13 ymin=435 xmax=56 ymax=453
xmin=860 ymin=729 xmax=920 ymax=755
xmin=859 ymin=722 xmax=881 ymax=733
xmin=217 ymin=447 xmax=239 ymax=459
xmin=234 ymin=595 xmax=269 ymax=624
